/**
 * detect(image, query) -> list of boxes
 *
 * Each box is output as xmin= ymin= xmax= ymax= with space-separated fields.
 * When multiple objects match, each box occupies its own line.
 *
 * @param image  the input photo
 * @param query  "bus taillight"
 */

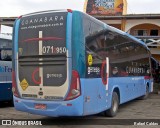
xmin=18 ymin=15 xmax=22 ymax=19
xmin=65 ymin=70 xmax=81 ymax=101
xmin=12 ymin=71 xmax=20 ymax=98
xmin=144 ymin=76 xmax=151 ymax=80
xmin=67 ymin=9 xmax=73 ymax=13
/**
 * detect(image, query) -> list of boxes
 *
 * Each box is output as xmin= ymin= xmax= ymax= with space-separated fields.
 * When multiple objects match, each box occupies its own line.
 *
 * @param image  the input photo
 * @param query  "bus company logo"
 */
xmin=126 ymin=66 xmax=146 ymax=74
xmin=0 ymin=66 xmax=12 ymax=73
xmin=47 ymin=73 xmax=63 ymax=79
xmin=21 ymin=15 xmax=64 ymax=26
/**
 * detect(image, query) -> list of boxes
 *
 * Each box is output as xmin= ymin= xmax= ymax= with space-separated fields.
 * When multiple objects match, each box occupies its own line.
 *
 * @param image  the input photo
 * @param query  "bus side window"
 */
xmin=120 ymin=68 xmax=128 ymax=77
xmin=1 ymin=50 xmax=12 ymax=61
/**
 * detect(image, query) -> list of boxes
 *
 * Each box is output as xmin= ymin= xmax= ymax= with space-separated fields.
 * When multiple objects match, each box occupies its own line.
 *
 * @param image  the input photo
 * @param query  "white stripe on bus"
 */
xmin=39 ymin=31 xmax=43 ymax=87
xmin=0 ymin=81 xmax=12 ymax=83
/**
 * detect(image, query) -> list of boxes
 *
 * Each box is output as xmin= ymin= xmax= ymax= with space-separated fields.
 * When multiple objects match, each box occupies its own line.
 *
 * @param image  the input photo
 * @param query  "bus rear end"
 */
xmin=12 ymin=10 xmax=83 ymax=117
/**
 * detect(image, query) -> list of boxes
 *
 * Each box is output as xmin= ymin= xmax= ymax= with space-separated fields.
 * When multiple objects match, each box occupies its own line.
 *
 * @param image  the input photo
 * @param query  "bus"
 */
xmin=12 ymin=10 xmax=153 ymax=117
xmin=0 ymin=33 xmax=12 ymax=102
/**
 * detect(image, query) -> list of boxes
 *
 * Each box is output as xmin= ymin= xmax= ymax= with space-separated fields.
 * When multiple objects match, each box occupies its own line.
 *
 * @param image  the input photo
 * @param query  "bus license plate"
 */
xmin=35 ymin=104 xmax=47 ymax=110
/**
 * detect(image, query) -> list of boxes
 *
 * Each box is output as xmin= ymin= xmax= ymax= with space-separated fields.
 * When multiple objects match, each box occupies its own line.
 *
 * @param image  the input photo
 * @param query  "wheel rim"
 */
xmin=112 ymin=99 xmax=118 ymax=112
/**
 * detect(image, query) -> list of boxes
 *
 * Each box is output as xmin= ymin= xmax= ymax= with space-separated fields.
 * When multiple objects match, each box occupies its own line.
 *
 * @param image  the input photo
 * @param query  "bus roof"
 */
xmin=21 ymin=9 xmax=68 ymax=18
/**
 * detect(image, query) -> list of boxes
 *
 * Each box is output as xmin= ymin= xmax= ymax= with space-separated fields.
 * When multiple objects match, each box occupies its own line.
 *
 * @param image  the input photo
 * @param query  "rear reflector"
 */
xmin=67 ymin=104 xmax=72 ymax=106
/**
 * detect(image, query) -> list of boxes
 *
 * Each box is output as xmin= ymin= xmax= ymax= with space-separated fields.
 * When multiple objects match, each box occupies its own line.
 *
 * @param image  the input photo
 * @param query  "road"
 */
xmin=0 ymin=93 xmax=160 ymax=128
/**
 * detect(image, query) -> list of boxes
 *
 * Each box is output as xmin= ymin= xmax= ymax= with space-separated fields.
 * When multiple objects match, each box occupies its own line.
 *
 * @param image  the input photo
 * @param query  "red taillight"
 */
xmin=144 ymin=76 xmax=151 ymax=80
xmin=101 ymin=60 xmax=108 ymax=85
xmin=65 ymin=70 xmax=81 ymax=101
xmin=18 ymin=15 xmax=22 ymax=19
xmin=12 ymin=71 xmax=20 ymax=98
xmin=67 ymin=9 xmax=73 ymax=13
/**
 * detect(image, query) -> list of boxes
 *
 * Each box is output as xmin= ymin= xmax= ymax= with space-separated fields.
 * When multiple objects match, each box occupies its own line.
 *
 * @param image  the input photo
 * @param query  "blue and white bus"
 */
xmin=0 ymin=33 xmax=12 ymax=102
xmin=12 ymin=10 xmax=153 ymax=117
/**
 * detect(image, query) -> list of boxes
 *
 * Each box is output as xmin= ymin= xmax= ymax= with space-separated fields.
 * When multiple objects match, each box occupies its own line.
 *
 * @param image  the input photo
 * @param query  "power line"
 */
xmin=126 ymin=0 xmax=134 ymax=14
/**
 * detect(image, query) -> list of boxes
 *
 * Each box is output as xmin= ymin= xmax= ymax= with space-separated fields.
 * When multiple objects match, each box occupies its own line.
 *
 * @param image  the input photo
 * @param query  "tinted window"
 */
xmin=0 ymin=39 xmax=12 ymax=61
xmin=86 ymin=29 xmax=150 ymax=77
xmin=85 ymin=20 xmax=104 ymax=78
xmin=18 ymin=12 xmax=67 ymax=57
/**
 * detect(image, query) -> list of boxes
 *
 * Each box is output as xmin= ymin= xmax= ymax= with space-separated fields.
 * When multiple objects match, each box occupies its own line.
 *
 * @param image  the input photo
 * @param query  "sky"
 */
xmin=1 ymin=0 xmax=160 ymax=17
xmin=1 ymin=0 xmax=160 ymax=33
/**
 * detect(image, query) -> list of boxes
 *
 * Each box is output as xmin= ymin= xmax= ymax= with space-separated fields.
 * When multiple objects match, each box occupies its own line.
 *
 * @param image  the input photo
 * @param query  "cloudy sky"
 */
xmin=1 ymin=0 xmax=160 ymax=33
xmin=0 ymin=0 xmax=160 ymax=17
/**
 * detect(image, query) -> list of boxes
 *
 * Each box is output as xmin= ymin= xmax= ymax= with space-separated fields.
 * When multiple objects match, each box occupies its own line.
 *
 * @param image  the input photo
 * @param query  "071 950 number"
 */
xmin=42 ymin=46 xmax=66 ymax=54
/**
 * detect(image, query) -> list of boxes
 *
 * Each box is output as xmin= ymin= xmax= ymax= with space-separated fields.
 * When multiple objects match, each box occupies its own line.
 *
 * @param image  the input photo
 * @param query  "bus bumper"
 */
xmin=13 ymin=96 xmax=84 ymax=117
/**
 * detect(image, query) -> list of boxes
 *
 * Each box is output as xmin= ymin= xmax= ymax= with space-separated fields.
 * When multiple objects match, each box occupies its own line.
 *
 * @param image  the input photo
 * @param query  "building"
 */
xmin=84 ymin=0 xmax=160 ymax=62
xmin=0 ymin=17 xmax=16 ymax=28
xmin=0 ymin=1 xmax=160 ymax=62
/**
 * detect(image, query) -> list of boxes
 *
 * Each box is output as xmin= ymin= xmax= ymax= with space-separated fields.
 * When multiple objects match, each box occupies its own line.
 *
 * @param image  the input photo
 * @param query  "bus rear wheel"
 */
xmin=105 ymin=92 xmax=119 ymax=117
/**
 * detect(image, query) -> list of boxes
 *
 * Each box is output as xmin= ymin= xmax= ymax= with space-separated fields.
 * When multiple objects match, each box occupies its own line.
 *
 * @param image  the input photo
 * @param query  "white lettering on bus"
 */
xmin=88 ymin=67 xmax=100 ymax=74
xmin=42 ymin=46 xmax=66 ymax=54
xmin=126 ymin=66 xmax=146 ymax=74
xmin=21 ymin=16 xmax=64 ymax=26
xmin=0 ymin=66 xmax=12 ymax=73
xmin=47 ymin=74 xmax=63 ymax=78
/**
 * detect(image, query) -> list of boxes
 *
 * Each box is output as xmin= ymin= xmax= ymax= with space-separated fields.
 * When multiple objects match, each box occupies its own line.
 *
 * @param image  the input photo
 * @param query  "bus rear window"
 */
xmin=18 ymin=11 xmax=68 ymax=87
xmin=18 ymin=12 xmax=67 ymax=57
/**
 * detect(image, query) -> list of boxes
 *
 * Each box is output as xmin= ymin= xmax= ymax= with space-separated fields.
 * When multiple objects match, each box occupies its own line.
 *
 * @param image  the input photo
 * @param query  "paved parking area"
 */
xmin=0 ymin=93 xmax=160 ymax=127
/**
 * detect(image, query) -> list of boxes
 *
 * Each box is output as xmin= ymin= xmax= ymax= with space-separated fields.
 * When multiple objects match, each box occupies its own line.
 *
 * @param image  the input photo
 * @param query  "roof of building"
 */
xmin=94 ymin=14 xmax=160 ymax=20
xmin=0 ymin=17 xmax=17 ymax=27
xmin=1 ymin=13 xmax=160 ymax=26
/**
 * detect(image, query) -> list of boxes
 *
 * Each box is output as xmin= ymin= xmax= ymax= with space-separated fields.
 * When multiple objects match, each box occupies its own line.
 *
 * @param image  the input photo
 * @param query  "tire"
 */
xmin=140 ymin=85 xmax=149 ymax=100
xmin=105 ymin=92 xmax=119 ymax=117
